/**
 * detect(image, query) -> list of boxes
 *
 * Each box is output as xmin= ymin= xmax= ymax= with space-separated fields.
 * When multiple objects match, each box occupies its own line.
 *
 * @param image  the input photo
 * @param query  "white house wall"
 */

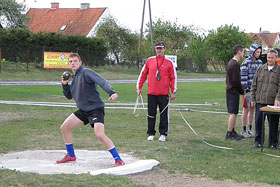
xmin=87 ymin=8 xmax=110 ymax=37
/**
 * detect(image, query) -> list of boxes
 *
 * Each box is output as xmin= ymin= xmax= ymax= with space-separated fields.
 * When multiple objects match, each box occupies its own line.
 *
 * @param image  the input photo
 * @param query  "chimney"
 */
xmin=80 ymin=3 xmax=90 ymax=10
xmin=51 ymin=2 xmax=59 ymax=9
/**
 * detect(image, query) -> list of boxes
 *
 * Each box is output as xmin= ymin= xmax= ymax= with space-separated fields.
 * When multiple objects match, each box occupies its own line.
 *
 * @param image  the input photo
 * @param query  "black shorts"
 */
xmin=74 ymin=108 xmax=105 ymax=128
xmin=226 ymin=92 xmax=240 ymax=114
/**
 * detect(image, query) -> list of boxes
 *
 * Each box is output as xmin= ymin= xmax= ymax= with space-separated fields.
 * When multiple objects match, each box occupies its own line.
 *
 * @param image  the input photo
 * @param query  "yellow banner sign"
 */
xmin=44 ymin=52 xmax=70 ymax=69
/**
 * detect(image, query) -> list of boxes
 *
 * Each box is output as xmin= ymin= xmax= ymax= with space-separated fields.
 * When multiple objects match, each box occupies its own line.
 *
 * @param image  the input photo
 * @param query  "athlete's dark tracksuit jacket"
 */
xmin=137 ymin=55 xmax=177 ymax=136
xmin=62 ymin=66 xmax=115 ymax=112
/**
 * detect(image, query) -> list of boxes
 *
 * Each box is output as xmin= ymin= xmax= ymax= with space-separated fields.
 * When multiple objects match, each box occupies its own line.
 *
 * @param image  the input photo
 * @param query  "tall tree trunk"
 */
xmin=26 ymin=48 xmax=30 ymax=73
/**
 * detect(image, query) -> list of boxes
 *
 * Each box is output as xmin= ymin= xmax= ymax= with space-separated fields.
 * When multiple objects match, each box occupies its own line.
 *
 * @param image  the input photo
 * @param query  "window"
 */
xmin=60 ymin=25 xmax=67 ymax=32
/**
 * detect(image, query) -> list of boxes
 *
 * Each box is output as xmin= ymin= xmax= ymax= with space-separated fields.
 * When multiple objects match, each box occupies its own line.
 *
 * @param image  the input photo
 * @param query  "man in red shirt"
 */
xmin=137 ymin=42 xmax=177 ymax=142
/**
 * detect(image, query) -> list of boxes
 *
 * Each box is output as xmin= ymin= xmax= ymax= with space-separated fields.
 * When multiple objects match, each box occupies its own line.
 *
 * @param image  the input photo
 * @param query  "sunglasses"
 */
xmin=156 ymin=47 xmax=164 ymax=50
xmin=269 ymin=49 xmax=278 ymax=56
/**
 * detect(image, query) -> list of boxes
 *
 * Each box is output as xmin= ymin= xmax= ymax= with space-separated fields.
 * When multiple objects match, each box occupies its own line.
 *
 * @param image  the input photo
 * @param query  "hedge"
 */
xmin=0 ymin=29 xmax=108 ymax=67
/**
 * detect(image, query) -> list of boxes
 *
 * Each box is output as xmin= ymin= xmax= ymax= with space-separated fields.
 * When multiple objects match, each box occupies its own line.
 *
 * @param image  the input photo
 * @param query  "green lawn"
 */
xmin=1 ymin=82 xmax=280 ymax=186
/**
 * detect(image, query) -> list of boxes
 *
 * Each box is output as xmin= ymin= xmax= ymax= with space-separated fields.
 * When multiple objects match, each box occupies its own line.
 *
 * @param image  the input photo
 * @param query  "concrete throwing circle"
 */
xmin=0 ymin=150 xmax=160 ymax=175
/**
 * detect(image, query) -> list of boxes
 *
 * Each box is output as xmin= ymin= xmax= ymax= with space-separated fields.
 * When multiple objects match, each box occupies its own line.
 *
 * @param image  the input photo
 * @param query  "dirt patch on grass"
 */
xmin=0 ymin=112 xmax=26 ymax=122
xmin=128 ymin=167 xmax=274 ymax=187
xmin=0 ymin=110 xmax=49 ymax=124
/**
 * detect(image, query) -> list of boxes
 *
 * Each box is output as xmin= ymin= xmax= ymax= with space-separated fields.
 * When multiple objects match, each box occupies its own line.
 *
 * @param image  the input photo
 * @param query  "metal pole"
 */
xmin=137 ymin=0 xmax=146 ymax=69
xmin=148 ymin=0 xmax=154 ymax=55
xmin=0 ymin=48 xmax=2 ymax=73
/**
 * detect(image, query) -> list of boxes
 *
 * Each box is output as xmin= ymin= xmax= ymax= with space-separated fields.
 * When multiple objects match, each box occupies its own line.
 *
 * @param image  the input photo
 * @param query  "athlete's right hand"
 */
xmin=61 ymin=76 xmax=70 ymax=85
xmin=137 ymin=89 xmax=142 ymax=96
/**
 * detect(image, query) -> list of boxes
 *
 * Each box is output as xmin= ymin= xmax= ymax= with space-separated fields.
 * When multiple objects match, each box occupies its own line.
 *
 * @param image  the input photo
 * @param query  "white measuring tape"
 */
xmin=179 ymin=111 xmax=233 ymax=150
xmin=133 ymin=95 xmax=232 ymax=150
xmin=263 ymin=153 xmax=280 ymax=158
xmin=179 ymin=111 xmax=280 ymax=157
xmin=134 ymin=95 xmax=169 ymax=119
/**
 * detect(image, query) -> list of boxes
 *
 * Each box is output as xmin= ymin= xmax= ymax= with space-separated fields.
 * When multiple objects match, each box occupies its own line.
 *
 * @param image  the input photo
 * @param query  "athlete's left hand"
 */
xmin=108 ymin=93 xmax=118 ymax=101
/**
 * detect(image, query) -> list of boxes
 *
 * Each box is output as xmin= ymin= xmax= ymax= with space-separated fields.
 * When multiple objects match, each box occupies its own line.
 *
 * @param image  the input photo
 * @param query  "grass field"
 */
xmin=1 ymin=80 xmax=280 ymax=186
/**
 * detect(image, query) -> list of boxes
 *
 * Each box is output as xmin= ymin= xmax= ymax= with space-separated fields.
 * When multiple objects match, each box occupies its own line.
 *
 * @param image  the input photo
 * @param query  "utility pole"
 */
xmin=0 ymin=48 xmax=2 ymax=74
xmin=148 ymin=0 xmax=154 ymax=55
xmin=137 ymin=0 xmax=146 ymax=69
xmin=137 ymin=0 xmax=154 ymax=69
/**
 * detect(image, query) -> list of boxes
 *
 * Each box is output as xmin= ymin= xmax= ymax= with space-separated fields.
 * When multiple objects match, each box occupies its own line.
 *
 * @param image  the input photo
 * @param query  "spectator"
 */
xmin=251 ymin=49 xmax=280 ymax=149
xmin=225 ymin=45 xmax=245 ymax=140
xmin=240 ymin=44 xmax=263 ymax=137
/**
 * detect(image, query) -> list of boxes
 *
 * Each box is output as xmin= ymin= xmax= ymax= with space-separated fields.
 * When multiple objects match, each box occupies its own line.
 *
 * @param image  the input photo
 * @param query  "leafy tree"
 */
xmin=205 ymin=24 xmax=253 ymax=70
xmin=144 ymin=18 xmax=193 ymax=55
xmin=143 ymin=18 xmax=195 ymax=71
xmin=188 ymin=34 xmax=208 ymax=72
xmin=95 ymin=16 xmax=138 ymax=65
xmin=0 ymin=0 xmax=28 ymax=29
xmin=120 ymin=32 xmax=139 ymax=66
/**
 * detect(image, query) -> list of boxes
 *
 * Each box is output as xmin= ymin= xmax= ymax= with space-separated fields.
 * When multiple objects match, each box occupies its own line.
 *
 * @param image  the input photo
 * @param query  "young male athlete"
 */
xmin=56 ymin=53 xmax=125 ymax=166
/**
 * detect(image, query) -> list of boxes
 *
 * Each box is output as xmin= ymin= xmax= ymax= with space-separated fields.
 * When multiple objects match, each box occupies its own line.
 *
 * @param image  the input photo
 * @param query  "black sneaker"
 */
xmin=225 ymin=131 xmax=243 ymax=141
xmin=225 ymin=132 xmax=232 ymax=140
xmin=253 ymin=142 xmax=261 ymax=148
xmin=232 ymin=129 xmax=244 ymax=139
xmin=270 ymin=145 xmax=278 ymax=150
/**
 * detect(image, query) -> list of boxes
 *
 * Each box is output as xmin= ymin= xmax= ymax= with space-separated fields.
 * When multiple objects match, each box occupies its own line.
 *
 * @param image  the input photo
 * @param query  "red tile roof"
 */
xmin=248 ymin=32 xmax=279 ymax=48
xmin=26 ymin=7 xmax=106 ymax=36
xmin=258 ymin=33 xmax=278 ymax=48
xmin=247 ymin=33 xmax=260 ymax=40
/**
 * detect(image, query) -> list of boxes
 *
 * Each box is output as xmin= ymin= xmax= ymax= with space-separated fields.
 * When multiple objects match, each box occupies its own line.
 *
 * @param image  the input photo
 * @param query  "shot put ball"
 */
xmin=62 ymin=71 xmax=71 ymax=80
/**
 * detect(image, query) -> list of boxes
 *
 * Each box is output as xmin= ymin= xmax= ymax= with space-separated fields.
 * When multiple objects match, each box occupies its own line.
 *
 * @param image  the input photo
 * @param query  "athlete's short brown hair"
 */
xmin=69 ymin=53 xmax=81 ymax=61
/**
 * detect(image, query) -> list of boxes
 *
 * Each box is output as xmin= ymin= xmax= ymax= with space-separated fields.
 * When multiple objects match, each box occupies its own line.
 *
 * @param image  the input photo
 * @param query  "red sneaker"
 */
xmin=56 ymin=154 xmax=76 ymax=164
xmin=115 ymin=160 xmax=125 ymax=167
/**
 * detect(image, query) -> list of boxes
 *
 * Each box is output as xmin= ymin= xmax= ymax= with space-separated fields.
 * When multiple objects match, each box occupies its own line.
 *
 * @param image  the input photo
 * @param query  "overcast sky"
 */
xmin=19 ymin=0 xmax=280 ymax=33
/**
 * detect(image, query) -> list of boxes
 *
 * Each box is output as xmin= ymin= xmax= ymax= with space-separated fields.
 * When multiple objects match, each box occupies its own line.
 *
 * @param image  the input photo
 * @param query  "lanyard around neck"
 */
xmin=156 ymin=56 xmax=164 ymax=72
